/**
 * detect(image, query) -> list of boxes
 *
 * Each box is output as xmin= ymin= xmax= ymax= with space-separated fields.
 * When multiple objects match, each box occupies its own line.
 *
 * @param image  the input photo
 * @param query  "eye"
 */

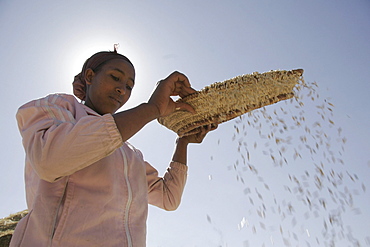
xmin=111 ymin=75 xmax=120 ymax=81
xmin=126 ymin=85 xmax=133 ymax=91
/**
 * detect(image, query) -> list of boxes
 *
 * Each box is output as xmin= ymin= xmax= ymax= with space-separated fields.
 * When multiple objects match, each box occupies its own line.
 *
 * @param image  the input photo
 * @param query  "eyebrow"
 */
xmin=112 ymin=68 xmax=135 ymax=84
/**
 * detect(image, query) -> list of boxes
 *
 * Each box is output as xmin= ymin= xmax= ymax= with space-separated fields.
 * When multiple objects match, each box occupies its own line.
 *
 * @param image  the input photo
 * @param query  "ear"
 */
xmin=84 ymin=68 xmax=95 ymax=85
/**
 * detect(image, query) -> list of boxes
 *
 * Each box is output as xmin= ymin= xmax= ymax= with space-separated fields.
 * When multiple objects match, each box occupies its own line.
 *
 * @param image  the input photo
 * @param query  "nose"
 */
xmin=116 ymin=85 xmax=126 ymax=95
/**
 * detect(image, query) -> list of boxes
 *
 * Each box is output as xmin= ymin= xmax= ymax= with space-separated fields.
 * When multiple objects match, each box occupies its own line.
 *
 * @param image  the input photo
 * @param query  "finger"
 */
xmin=174 ymin=81 xmax=196 ymax=92
xmin=174 ymin=102 xmax=196 ymax=114
xmin=206 ymin=124 xmax=214 ymax=133
xmin=202 ymin=124 xmax=217 ymax=135
xmin=179 ymin=86 xmax=197 ymax=98
xmin=210 ymin=123 xmax=218 ymax=131
xmin=169 ymin=71 xmax=191 ymax=88
xmin=198 ymin=125 xmax=209 ymax=136
xmin=174 ymin=81 xmax=196 ymax=95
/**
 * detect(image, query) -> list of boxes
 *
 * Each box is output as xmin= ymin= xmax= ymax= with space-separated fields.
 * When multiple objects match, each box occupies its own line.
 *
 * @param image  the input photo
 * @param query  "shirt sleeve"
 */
xmin=146 ymin=161 xmax=188 ymax=211
xmin=16 ymin=94 xmax=123 ymax=182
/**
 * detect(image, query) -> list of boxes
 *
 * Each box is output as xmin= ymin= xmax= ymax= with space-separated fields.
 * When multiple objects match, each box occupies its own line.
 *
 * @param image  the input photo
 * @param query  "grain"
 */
xmin=158 ymin=69 xmax=304 ymax=137
xmin=207 ymin=73 xmax=367 ymax=246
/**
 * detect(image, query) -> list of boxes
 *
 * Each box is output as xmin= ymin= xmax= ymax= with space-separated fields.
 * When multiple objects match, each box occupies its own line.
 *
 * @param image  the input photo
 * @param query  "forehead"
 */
xmin=102 ymin=59 xmax=135 ymax=77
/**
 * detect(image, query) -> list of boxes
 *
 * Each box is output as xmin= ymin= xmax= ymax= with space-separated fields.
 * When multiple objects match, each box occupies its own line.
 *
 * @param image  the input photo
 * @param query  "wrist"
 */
xmin=173 ymin=137 xmax=189 ymax=165
xmin=142 ymin=103 xmax=161 ymax=119
xmin=176 ymin=137 xmax=190 ymax=146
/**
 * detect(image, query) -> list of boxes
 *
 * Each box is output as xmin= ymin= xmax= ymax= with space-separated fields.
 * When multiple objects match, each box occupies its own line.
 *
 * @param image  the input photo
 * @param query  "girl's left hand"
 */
xmin=179 ymin=124 xmax=218 ymax=144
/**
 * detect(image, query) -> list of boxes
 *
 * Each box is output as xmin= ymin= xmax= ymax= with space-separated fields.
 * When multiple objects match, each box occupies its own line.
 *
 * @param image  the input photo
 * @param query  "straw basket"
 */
xmin=158 ymin=69 xmax=304 ymax=137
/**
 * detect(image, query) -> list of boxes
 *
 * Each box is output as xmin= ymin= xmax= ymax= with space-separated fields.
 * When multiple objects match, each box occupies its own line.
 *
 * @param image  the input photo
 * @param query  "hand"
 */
xmin=179 ymin=124 xmax=218 ymax=144
xmin=148 ymin=71 xmax=197 ymax=117
xmin=172 ymin=124 xmax=218 ymax=165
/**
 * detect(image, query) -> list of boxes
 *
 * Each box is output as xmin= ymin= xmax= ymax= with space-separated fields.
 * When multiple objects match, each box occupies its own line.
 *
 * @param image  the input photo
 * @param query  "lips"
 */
xmin=109 ymin=96 xmax=122 ymax=105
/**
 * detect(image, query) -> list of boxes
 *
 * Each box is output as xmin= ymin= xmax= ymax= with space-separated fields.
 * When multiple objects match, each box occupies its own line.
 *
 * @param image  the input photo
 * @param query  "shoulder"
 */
xmin=36 ymin=93 xmax=78 ymax=106
xmin=19 ymin=94 xmax=81 ymax=111
xmin=17 ymin=94 xmax=84 ymax=124
xmin=125 ymin=141 xmax=144 ymax=158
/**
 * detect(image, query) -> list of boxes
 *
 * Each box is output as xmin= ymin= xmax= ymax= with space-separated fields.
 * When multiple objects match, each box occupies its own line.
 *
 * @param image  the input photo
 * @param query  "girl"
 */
xmin=11 ymin=48 xmax=216 ymax=247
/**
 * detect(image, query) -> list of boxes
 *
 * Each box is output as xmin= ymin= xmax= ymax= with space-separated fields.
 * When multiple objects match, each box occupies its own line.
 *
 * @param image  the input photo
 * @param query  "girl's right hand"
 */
xmin=148 ymin=71 xmax=196 ymax=117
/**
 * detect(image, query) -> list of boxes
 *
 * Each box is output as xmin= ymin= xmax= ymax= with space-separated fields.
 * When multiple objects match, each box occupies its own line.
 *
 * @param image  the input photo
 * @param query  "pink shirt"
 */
xmin=10 ymin=94 xmax=187 ymax=247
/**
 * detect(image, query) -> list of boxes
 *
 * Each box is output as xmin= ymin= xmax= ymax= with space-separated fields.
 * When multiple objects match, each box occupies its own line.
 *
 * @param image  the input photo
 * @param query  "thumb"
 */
xmin=175 ymin=102 xmax=196 ymax=114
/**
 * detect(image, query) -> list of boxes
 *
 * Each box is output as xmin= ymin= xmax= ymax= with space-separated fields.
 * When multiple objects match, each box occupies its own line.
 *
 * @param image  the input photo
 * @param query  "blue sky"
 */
xmin=1 ymin=0 xmax=369 ymax=246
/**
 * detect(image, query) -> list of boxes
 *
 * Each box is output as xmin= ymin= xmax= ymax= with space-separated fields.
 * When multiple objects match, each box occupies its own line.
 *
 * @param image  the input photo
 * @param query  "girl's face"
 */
xmin=84 ymin=58 xmax=135 ymax=115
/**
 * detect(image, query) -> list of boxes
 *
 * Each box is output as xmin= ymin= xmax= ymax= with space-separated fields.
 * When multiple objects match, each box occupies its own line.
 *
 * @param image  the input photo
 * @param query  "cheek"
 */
xmin=125 ymin=90 xmax=132 ymax=99
xmin=97 ymin=80 xmax=109 ymax=90
xmin=95 ymin=81 xmax=112 ymax=97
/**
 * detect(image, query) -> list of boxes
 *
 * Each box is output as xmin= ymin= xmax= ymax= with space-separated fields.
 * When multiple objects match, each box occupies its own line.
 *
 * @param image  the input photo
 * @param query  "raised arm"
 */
xmin=172 ymin=125 xmax=217 ymax=165
xmin=146 ymin=125 xmax=217 ymax=210
xmin=113 ymin=71 xmax=196 ymax=142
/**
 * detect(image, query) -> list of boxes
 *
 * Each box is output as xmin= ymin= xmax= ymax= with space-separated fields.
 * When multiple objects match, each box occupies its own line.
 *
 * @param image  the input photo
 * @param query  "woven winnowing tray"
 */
xmin=158 ymin=69 xmax=304 ymax=137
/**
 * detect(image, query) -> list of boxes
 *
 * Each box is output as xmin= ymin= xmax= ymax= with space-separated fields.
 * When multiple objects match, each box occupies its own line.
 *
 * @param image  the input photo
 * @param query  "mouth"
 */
xmin=109 ymin=96 xmax=122 ymax=105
